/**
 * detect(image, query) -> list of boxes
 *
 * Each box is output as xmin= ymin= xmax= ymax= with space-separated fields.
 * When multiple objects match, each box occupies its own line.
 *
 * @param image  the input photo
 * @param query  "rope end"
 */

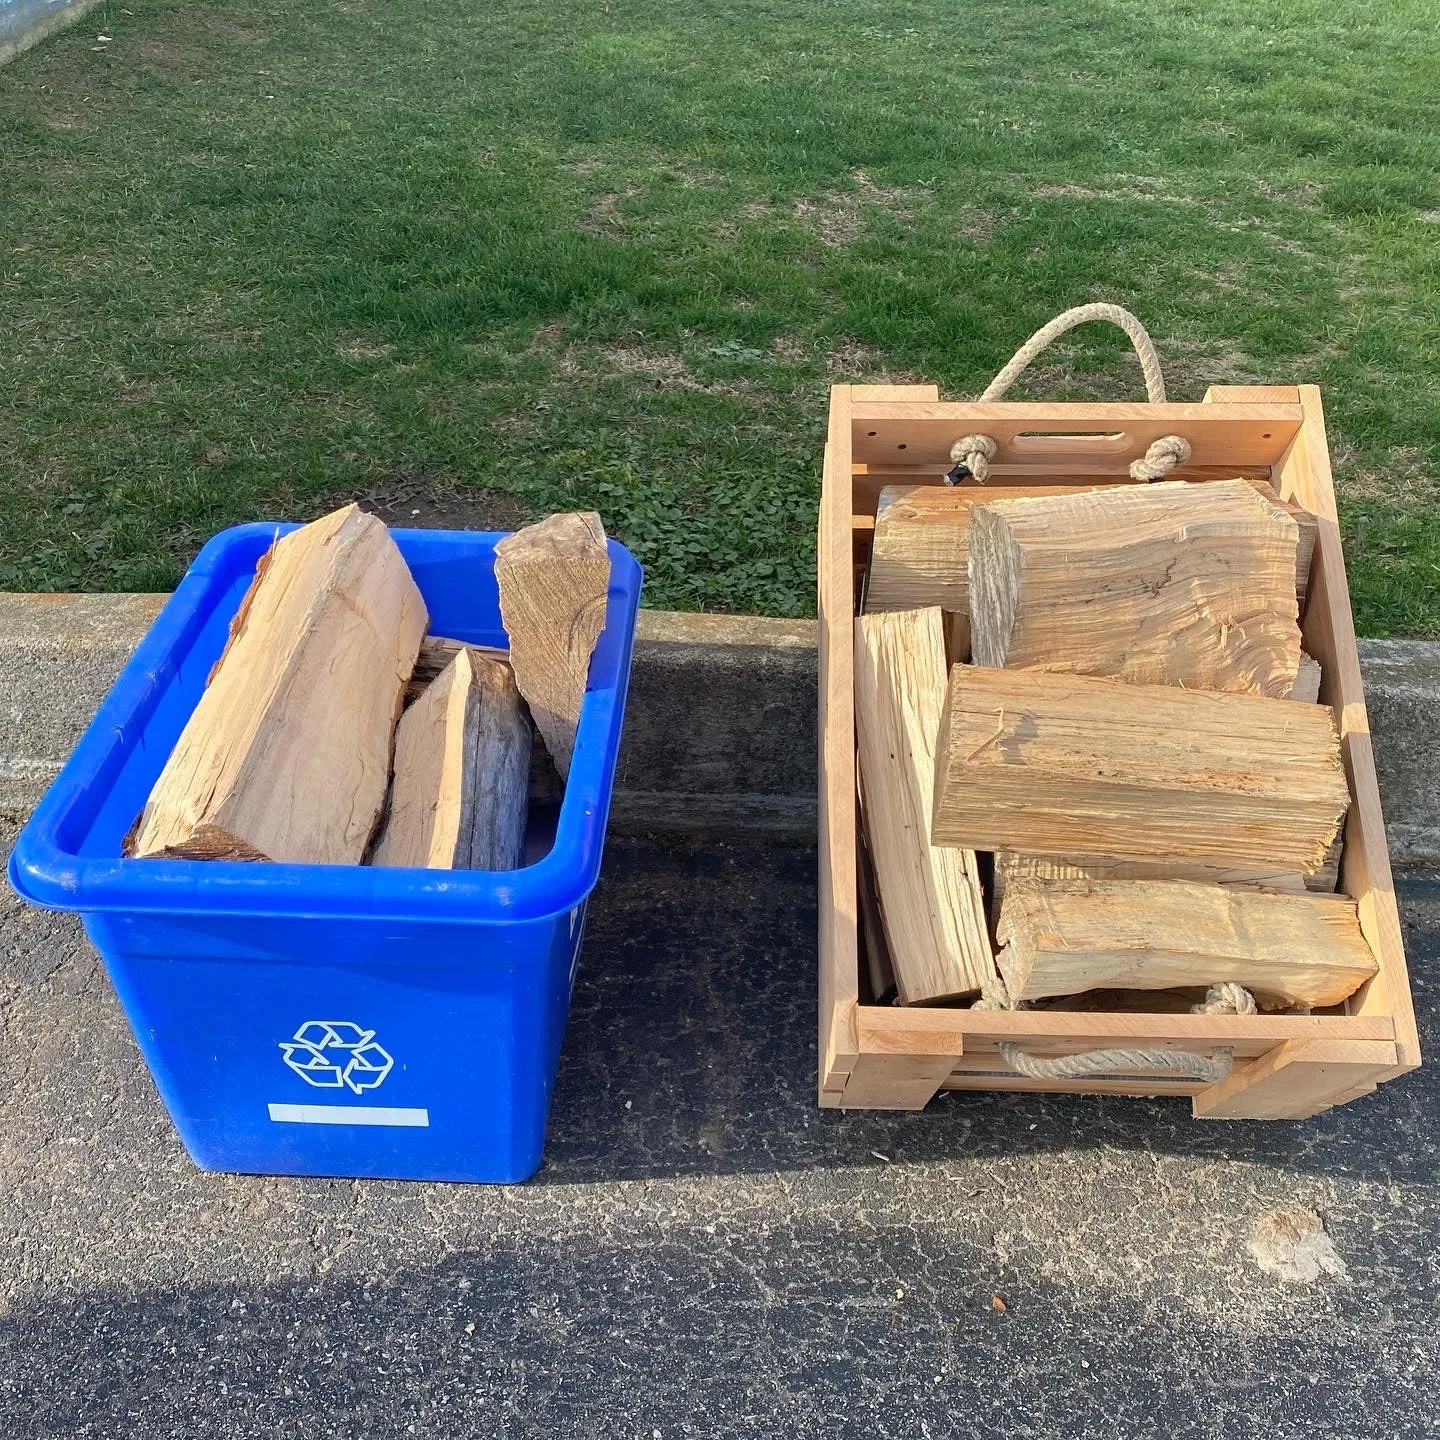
xmin=1130 ymin=434 xmax=1193 ymax=482
xmin=949 ymin=434 xmax=998 ymax=486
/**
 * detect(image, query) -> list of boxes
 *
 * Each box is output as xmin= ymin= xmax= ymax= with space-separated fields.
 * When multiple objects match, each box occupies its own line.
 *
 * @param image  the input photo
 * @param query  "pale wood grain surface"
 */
xmin=858 ymin=998 xmax=1393 ymax=1047
xmin=968 ymin=479 xmax=1303 ymax=695
xmin=933 ymin=665 xmax=1350 ymax=874
xmin=992 ymin=852 xmax=1306 ymax=904
xmin=466 ymin=654 xmax=531 ymax=872
xmin=1266 ymin=385 xmax=1420 ymax=1069
xmin=817 ymin=395 xmax=862 ymax=1100
xmin=848 ymin=401 xmax=1302 ymax=470
xmin=995 ymin=878 xmax=1378 ymax=1009
xmin=406 ymin=633 xmax=508 ymax=705
xmin=408 ymin=635 xmax=564 ymax=808
xmin=1192 ymin=1038 xmax=1399 ymax=1120
xmin=854 ymin=608 xmax=996 ymax=1003
xmin=866 ymin=478 xmax=1310 ymax=622
xmin=133 ymin=504 xmax=426 ymax=864
xmin=372 ymin=649 xmax=481 ymax=869
xmin=1291 ymin=651 xmax=1323 ymax=702
xmin=865 ymin=482 xmax=1126 ymax=620
xmin=495 ymin=512 xmax=610 ymax=779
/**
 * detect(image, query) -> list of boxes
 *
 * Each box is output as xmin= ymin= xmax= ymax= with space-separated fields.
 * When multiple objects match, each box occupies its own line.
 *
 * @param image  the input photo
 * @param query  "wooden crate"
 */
xmin=818 ymin=383 xmax=1420 ymax=1119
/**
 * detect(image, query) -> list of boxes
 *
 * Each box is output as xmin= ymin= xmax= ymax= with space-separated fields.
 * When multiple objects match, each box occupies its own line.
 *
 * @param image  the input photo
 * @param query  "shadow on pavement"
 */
xmin=3 ymin=836 xmax=1437 ymax=1437
xmin=541 ymin=837 xmax=1439 ymax=1188
xmin=0 ymin=1210 xmax=1425 ymax=1439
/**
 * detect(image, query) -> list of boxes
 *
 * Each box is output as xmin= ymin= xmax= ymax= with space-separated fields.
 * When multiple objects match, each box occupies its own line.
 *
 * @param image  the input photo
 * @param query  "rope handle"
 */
xmin=947 ymin=302 xmax=1191 ymax=484
xmin=981 ymin=302 xmax=1170 ymax=404
xmin=998 ymin=1040 xmax=1233 ymax=1084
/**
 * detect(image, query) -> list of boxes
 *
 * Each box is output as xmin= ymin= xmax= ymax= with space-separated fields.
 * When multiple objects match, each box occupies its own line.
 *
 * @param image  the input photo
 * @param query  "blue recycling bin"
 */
xmin=8 ymin=522 xmax=642 ymax=1183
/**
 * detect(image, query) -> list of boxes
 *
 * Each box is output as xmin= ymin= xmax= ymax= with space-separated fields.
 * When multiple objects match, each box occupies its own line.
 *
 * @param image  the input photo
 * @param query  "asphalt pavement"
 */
xmin=2 ymin=833 xmax=1437 ymax=1438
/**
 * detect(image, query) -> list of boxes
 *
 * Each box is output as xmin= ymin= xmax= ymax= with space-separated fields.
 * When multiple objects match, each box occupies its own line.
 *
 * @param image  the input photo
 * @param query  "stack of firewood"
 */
xmin=855 ymin=478 xmax=1377 ymax=1014
xmin=128 ymin=504 xmax=610 ymax=871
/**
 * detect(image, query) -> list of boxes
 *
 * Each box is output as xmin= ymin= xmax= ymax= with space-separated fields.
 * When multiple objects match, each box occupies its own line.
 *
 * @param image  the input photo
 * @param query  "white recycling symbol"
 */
xmin=279 ymin=1021 xmax=394 ymax=1094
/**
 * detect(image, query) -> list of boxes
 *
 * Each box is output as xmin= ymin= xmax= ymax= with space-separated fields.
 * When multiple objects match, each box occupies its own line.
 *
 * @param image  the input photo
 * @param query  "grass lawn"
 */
xmin=1 ymin=0 xmax=1438 ymax=631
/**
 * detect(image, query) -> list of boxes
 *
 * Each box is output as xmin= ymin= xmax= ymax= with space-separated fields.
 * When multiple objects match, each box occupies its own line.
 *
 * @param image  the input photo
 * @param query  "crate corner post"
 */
xmin=1275 ymin=385 xmax=1421 ymax=1078
xmin=1192 ymin=1038 xmax=1403 ymax=1120
xmin=818 ymin=385 xmax=861 ymax=1104
xmin=837 ymin=1010 xmax=966 ymax=1111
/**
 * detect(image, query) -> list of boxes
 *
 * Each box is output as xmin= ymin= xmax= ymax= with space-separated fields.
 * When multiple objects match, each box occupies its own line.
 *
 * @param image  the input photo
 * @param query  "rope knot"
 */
xmin=948 ymin=433 xmax=998 ymax=485
xmin=1190 ymin=982 xmax=1257 ymax=1016
xmin=971 ymin=976 xmax=1012 ymax=1011
xmin=1130 ymin=434 xmax=1192 ymax=482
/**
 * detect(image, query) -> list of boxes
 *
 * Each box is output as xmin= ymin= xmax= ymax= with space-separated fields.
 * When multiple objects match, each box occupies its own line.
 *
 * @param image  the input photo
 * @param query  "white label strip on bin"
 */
xmin=267 ymin=1103 xmax=430 ymax=1127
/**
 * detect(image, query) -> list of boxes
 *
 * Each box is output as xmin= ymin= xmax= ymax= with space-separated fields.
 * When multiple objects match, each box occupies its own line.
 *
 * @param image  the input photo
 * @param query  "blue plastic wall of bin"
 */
xmin=8 ymin=523 xmax=643 ymax=1183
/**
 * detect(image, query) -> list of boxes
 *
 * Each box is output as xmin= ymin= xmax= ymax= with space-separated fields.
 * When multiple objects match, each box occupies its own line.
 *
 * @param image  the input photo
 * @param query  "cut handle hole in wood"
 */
xmin=1008 ymin=431 xmax=1131 ymax=456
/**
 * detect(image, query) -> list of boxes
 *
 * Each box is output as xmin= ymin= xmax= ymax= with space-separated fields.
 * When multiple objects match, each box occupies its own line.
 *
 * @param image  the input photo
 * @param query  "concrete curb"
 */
xmin=1349 ymin=638 xmax=1440 ymax=866
xmin=1 ymin=0 xmax=102 ymax=66
xmin=617 ymin=611 xmax=817 ymax=840
xmin=1 ymin=594 xmax=1437 ymax=864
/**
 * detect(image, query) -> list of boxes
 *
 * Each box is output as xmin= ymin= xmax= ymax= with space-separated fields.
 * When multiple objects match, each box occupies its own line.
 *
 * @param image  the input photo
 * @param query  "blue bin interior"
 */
xmin=10 ymin=523 xmax=642 ymax=925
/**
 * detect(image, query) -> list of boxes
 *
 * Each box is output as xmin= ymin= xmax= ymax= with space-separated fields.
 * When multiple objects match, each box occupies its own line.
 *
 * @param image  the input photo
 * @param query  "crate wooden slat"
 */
xmin=817 ymin=382 xmax=1420 ymax=1119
